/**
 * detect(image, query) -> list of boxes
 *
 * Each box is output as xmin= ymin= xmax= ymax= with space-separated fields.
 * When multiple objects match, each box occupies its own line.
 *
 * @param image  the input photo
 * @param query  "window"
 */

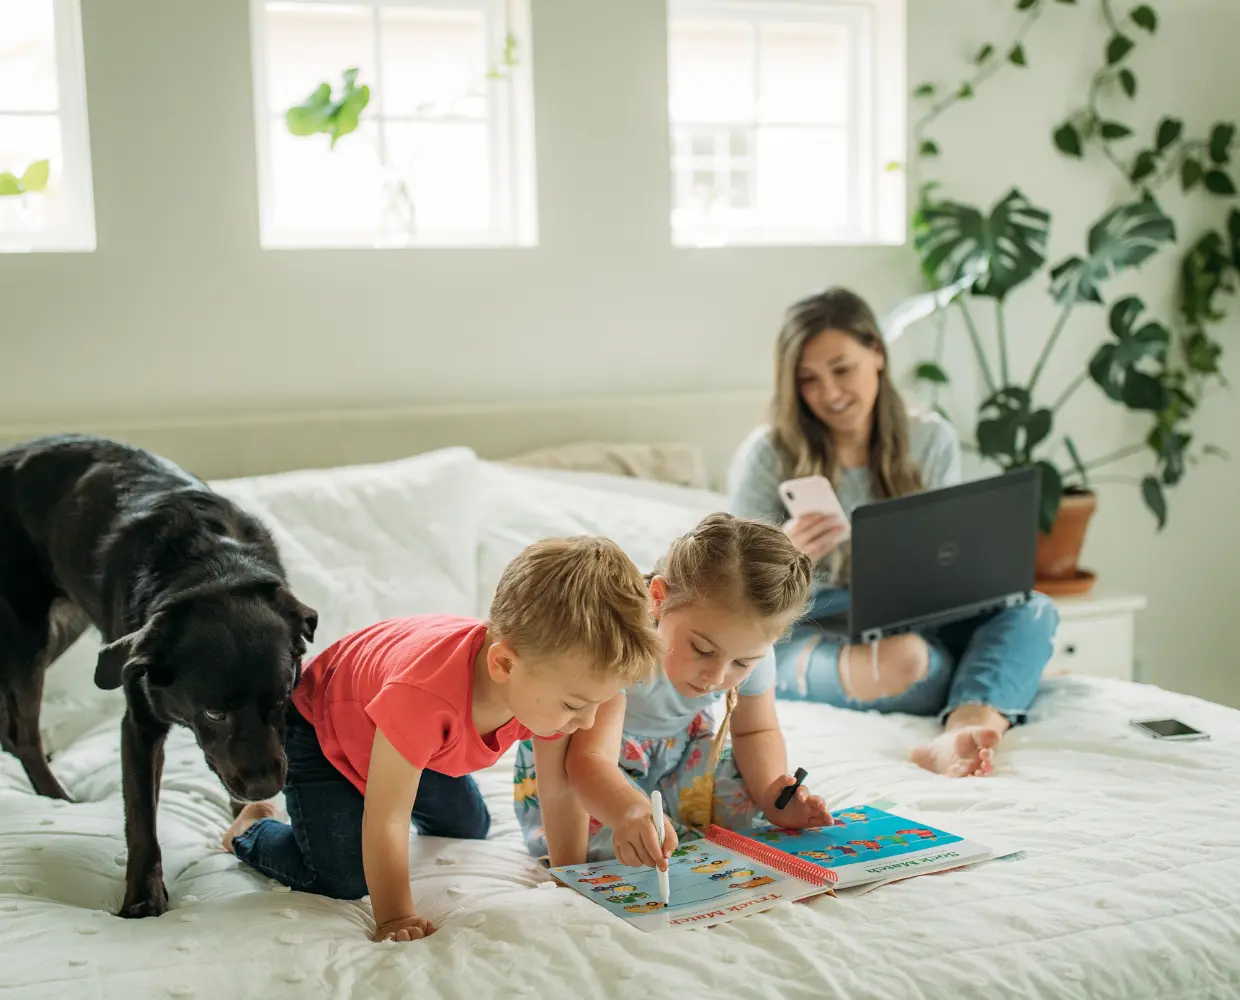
xmin=250 ymin=0 xmax=537 ymax=249
xmin=0 ymin=0 xmax=96 ymax=252
xmin=667 ymin=0 xmax=905 ymax=248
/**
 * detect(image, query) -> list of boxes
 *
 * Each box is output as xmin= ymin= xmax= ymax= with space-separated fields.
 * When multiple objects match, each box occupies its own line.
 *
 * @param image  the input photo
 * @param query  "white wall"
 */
xmin=1 ymin=0 xmax=1237 ymax=705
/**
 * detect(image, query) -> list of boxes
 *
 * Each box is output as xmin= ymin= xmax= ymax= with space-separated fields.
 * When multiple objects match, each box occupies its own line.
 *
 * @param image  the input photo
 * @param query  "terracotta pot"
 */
xmin=1035 ymin=491 xmax=1098 ymax=597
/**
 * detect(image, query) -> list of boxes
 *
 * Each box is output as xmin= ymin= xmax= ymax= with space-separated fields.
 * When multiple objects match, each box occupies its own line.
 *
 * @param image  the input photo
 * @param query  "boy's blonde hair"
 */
xmin=489 ymin=536 xmax=659 ymax=685
xmin=650 ymin=513 xmax=813 ymax=827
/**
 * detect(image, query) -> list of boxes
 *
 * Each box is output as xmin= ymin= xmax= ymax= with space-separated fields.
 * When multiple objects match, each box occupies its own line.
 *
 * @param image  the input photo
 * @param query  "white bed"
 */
xmin=2 ymin=447 xmax=1239 ymax=1000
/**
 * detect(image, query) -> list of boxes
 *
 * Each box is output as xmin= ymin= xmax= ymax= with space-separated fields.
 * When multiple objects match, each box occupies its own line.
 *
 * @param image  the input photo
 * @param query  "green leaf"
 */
xmin=914 ymin=188 xmax=1051 ymax=300
xmin=1064 ymin=436 xmax=1089 ymax=487
xmin=1131 ymin=5 xmax=1157 ymax=32
xmin=913 ymin=83 xmax=936 ymax=98
xmin=975 ymin=44 xmax=995 ymax=65
xmin=1148 ymin=425 xmax=1191 ymax=486
xmin=920 ymin=139 xmax=940 ymax=157
xmin=1108 ymin=295 xmax=1144 ymax=338
xmin=1184 ymin=330 xmax=1222 ymax=375
xmin=285 ymin=82 xmax=333 ymax=135
xmin=1231 ymin=208 xmax=1240 ymax=269
xmin=1119 ymin=68 xmax=1137 ymax=98
xmin=1016 ymin=0 xmax=1038 ymax=8
xmin=1204 ymin=170 xmax=1237 ymax=195
xmin=1050 ymin=196 xmax=1176 ymax=305
xmin=1181 ymin=158 xmax=1204 ymax=192
xmin=1121 ymin=372 xmax=1168 ymax=411
xmin=1101 ymin=121 xmax=1133 ymax=140
xmin=1090 ymin=296 xmax=1171 ymax=407
xmin=1130 ymin=150 xmax=1157 ymax=183
xmin=1203 ymin=443 xmax=1229 ymax=460
xmin=959 ymin=83 xmax=974 ymax=99
xmin=977 ymin=386 xmax=1032 ymax=466
xmin=19 ymin=159 xmax=49 ymax=192
xmin=1156 ymin=117 xmax=1183 ymax=151
xmin=1141 ymin=475 xmax=1167 ymax=530
xmin=1107 ymin=34 xmax=1135 ymax=65
xmin=1208 ymin=123 xmax=1234 ymax=165
xmin=1037 ymin=462 xmax=1065 ymax=533
xmin=1053 ymin=123 xmax=1083 ymax=158
xmin=915 ymin=361 xmax=950 ymax=384
xmin=1009 ymin=44 xmax=1027 ymax=66
xmin=0 ymin=172 xmax=20 ymax=196
xmin=1025 ymin=408 xmax=1054 ymax=455
xmin=284 ymin=69 xmax=371 ymax=147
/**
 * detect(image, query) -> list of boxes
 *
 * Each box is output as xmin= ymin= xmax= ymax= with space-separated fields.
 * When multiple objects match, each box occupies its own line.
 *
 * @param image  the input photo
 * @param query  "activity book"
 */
xmin=549 ymin=804 xmax=994 ymax=931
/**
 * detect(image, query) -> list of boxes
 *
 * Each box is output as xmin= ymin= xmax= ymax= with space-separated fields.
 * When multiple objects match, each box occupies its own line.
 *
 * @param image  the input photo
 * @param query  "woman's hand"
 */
xmin=759 ymin=774 xmax=833 ymax=830
xmin=373 ymin=913 xmax=436 ymax=942
xmin=784 ymin=513 xmax=849 ymax=562
xmin=613 ymin=802 xmax=678 ymax=869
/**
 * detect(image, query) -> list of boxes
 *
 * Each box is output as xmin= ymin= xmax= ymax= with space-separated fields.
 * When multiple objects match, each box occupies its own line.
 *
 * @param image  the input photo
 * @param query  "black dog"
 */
xmin=0 ymin=435 xmax=317 ymax=918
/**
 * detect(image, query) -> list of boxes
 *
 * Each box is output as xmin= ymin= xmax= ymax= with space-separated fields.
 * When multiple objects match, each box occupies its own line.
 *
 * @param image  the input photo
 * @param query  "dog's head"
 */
xmin=94 ymin=579 xmax=318 ymax=803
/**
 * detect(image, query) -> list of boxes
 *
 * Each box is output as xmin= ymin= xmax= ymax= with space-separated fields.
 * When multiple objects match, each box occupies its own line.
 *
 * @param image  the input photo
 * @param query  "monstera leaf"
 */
xmin=1088 ymin=296 xmax=1171 ymax=411
xmin=914 ymin=188 xmax=1050 ymax=299
xmin=975 ymin=386 xmax=1055 ymax=469
xmin=1050 ymin=197 xmax=1176 ymax=305
xmin=286 ymin=68 xmax=371 ymax=147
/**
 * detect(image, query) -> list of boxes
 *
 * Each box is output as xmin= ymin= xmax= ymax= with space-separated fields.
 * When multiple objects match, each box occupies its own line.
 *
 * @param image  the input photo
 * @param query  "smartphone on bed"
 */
xmin=1130 ymin=718 xmax=1210 ymax=742
xmin=779 ymin=475 xmax=850 ymax=539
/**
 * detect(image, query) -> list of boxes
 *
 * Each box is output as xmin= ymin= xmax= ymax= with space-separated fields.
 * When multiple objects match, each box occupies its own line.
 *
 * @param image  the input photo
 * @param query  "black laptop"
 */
xmin=812 ymin=466 xmax=1040 ymax=643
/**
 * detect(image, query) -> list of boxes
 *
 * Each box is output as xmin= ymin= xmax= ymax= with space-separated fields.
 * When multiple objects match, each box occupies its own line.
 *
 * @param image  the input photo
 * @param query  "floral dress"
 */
xmin=513 ymin=655 xmax=774 ymax=862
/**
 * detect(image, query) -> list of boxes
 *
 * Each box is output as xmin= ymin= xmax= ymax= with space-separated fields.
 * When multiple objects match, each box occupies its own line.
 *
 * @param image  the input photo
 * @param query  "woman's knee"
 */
xmin=1017 ymin=593 xmax=1060 ymax=643
xmin=840 ymin=633 xmax=930 ymax=701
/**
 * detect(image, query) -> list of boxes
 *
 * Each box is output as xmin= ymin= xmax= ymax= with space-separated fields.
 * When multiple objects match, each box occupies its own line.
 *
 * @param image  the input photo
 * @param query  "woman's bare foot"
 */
xmin=221 ymin=802 xmax=278 ymax=853
xmin=910 ymin=705 xmax=1010 ymax=778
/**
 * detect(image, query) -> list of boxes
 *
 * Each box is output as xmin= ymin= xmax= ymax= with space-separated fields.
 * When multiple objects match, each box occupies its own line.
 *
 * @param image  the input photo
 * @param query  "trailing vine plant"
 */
xmin=891 ymin=0 xmax=1236 ymax=531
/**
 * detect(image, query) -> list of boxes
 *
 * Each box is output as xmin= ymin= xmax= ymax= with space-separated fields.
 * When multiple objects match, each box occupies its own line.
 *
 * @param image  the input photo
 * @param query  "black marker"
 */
xmin=775 ymin=767 xmax=808 ymax=810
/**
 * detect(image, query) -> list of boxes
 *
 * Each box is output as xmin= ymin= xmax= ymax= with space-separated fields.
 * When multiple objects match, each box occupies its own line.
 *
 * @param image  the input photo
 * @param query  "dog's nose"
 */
xmin=229 ymin=767 xmax=285 ymax=803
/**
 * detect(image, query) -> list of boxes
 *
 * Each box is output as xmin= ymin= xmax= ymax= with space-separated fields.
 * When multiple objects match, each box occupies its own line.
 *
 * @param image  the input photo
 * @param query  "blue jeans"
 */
xmin=775 ymin=587 xmax=1058 ymax=723
xmin=232 ymin=707 xmax=491 ymax=899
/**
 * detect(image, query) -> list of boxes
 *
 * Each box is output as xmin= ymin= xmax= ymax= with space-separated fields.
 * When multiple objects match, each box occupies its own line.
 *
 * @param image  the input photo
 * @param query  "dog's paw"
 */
xmin=119 ymin=884 xmax=169 ymax=919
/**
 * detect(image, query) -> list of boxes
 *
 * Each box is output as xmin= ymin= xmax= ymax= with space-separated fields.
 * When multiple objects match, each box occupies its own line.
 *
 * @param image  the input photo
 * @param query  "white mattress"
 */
xmin=3 ymin=449 xmax=1239 ymax=999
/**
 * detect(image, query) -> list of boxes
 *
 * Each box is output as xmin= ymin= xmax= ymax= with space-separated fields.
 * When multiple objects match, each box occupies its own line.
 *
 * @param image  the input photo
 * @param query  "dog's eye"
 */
xmin=202 ymin=710 xmax=227 ymax=723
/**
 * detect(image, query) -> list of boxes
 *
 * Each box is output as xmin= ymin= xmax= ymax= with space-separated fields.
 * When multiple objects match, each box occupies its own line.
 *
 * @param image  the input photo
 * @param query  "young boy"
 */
xmin=223 ymin=535 xmax=659 ymax=942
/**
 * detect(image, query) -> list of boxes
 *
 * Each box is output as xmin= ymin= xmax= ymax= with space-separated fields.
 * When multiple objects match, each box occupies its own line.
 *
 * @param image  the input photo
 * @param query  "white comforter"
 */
xmin=2 ymin=448 xmax=1239 ymax=1000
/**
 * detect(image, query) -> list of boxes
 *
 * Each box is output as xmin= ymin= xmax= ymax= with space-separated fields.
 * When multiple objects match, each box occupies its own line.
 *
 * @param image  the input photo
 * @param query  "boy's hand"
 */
xmin=613 ymin=803 xmax=678 ymax=869
xmin=374 ymin=914 xmax=436 ymax=942
xmin=760 ymin=774 xmax=833 ymax=830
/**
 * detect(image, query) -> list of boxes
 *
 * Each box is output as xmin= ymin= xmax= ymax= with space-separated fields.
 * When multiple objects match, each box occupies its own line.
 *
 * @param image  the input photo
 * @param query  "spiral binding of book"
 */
xmin=705 ymin=825 xmax=839 ymax=886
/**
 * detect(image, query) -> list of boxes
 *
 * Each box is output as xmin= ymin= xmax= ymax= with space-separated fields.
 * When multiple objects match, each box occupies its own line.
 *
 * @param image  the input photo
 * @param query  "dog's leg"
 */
xmin=117 ymin=701 xmax=171 ymax=919
xmin=0 ymin=597 xmax=84 ymax=800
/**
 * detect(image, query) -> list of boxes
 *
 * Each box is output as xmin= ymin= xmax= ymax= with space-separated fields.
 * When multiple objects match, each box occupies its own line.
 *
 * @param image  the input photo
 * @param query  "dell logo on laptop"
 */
xmin=937 ymin=541 xmax=960 ymax=567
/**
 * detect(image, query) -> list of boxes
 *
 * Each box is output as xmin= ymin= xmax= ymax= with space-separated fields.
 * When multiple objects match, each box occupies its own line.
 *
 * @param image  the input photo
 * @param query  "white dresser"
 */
xmin=1046 ymin=592 xmax=1147 ymax=682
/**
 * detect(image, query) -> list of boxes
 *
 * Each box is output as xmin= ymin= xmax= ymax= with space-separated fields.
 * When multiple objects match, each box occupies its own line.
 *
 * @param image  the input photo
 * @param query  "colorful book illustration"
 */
xmin=548 ymin=804 xmax=993 ymax=931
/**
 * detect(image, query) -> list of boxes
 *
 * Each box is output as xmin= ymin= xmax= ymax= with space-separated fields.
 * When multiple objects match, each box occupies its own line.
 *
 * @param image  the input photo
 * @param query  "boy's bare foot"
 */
xmin=221 ymin=802 xmax=278 ymax=853
xmin=910 ymin=705 xmax=1010 ymax=778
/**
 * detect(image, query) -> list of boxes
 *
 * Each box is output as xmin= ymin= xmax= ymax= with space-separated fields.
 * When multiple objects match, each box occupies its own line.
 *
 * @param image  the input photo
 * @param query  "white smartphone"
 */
xmin=778 ymin=475 xmax=849 ymax=535
xmin=1129 ymin=718 xmax=1211 ymax=742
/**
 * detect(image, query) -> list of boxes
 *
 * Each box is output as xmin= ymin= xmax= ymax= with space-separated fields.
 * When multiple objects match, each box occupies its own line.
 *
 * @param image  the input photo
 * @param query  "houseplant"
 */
xmin=886 ymin=0 xmax=1237 ymax=595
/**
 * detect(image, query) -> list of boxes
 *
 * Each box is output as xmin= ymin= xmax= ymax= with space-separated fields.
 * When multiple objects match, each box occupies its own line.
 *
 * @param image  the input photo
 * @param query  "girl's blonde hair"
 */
xmin=649 ymin=513 xmax=812 ymax=827
xmin=769 ymin=287 xmax=925 ymax=584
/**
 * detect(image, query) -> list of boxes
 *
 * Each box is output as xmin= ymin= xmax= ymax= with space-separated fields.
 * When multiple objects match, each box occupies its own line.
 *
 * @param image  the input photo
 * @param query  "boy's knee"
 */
xmin=313 ymin=868 xmax=369 ymax=901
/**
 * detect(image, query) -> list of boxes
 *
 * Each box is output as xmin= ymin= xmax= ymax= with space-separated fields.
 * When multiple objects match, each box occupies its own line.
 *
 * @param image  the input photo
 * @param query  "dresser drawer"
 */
xmin=1046 ymin=613 xmax=1135 ymax=681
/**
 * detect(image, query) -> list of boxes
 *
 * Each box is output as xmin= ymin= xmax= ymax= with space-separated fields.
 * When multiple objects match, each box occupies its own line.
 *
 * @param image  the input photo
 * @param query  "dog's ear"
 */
xmin=94 ymin=612 xmax=172 ymax=691
xmin=274 ymin=586 xmax=318 ymax=645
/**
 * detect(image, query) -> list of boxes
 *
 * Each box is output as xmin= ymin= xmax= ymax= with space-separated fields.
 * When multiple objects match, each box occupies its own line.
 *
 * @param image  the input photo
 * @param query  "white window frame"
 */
xmin=0 ymin=0 xmax=96 ymax=253
xmin=249 ymin=0 xmax=538 ymax=250
xmin=667 ymin=0 xmax=905 ymax=248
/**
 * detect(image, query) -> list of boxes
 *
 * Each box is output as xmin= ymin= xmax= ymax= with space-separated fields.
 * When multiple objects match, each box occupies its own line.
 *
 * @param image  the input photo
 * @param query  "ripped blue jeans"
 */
xmin=775 ymin=588 xmax=1058 ymax=723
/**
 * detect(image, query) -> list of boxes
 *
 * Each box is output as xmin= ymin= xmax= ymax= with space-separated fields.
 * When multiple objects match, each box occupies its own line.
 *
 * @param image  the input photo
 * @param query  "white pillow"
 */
xmin=474 ymin=460 xmax=723 ymax=616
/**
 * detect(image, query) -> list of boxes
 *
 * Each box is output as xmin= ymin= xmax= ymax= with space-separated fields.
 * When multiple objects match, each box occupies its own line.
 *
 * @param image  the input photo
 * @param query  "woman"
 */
xmin=727 ymin=287 xmax=1058 ymax=778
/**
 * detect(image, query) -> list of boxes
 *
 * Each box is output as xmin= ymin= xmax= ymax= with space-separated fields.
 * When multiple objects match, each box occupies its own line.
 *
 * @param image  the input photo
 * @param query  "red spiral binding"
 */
xmin=705 ymin=825 xmax=839 ymax=885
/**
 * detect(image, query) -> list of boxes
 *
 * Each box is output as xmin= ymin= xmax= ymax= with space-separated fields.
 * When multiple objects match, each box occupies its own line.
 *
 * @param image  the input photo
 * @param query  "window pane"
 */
xmin=267 ymin=119 xmax=385 ymax=233
xmin=755 ymin=126 xmax=847 ymax=230
xmin=668 ymin=18 xmax=754 ymax=122
xmin=263 ymin=3 xmax=377 ymax=114
xmin=757 ymin=21 xmax=849 ymax=124
xmin=379 ymin=7 xmax=487 ymax=119
xmin=0 ymin=113 xmax=66 ymax=235
xmin=0 ymin=0 xmax=59 ymax=112
xmin=386 ymin=121 xmax=490 ymax=231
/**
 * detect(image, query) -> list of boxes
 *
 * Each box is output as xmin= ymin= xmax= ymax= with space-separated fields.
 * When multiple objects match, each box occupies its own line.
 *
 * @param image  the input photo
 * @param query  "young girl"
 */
xmin=513 ymin=513 xmax=830 ymax=868
xmin=727 ymin=286 xmax=1059 ymax=779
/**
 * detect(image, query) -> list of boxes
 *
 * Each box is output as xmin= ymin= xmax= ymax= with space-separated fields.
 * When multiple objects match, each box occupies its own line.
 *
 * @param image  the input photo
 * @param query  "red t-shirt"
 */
xmin=293 ymin=615 xmax=533 ymax=794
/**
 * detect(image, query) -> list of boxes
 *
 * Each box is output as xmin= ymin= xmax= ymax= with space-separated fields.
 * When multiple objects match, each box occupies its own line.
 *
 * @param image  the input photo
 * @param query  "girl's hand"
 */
xmin=613 ymin=803 xmax=679 ymax=869
xmin=760 ymin=775 xmax=833 ymax=830
xmin=784 ymin=513 xmax=849 ymax=562
xmin=373 ymin=914 xmax=436 ymax=942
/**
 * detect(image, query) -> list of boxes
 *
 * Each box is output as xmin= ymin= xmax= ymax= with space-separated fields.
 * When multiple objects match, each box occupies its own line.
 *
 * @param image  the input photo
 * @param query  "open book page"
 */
xmin=548 ymin=840 xmax=826 ymax=932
